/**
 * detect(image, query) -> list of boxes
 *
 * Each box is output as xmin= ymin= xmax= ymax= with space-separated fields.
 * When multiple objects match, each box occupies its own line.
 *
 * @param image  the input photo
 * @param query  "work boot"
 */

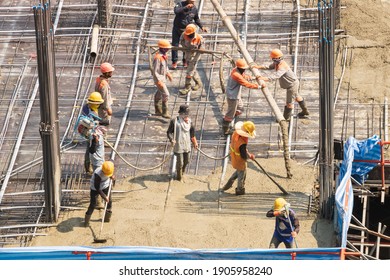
xmin=222 ymin=119 xmax=231 ymax=135
xmin=183 ymin=59 xmax=188 ymax=68
xmin=297 ymin=99 xmax=310 ymax=118
xmin=95 ymin=196 xmax=104 ymax=210
xmin=179 ymin=76 xmax=192 ymax=95
xmin=235 ymin=187 xmax=245 ymax=195
xmin=221 ymin=178 xmax=234 ymax=192
xmin=154 ymin=100 xmax=162 ymax=116
xmin=84 ymin=214 xmax=92 ymax=227
xmin=283 ymin=106 xmax=293 ymax=121
xmin=176 ymin=167 xmax=183 ymax=182
xmin=191 ymin=74 xmax=203 ymax=91
xmin=104 ymin=211 xmax=112 ymax=223
xmin=162 ymin=102 xmax=171 ymax=119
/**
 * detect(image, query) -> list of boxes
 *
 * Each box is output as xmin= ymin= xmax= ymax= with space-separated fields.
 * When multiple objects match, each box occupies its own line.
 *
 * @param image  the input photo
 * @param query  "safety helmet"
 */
xmin=270 ymin=49 xmax=283 ymax=59
xmin=273 ymin=198 xmax=287 ymax=211
xmin=235 ymin=58 xmax=249 ymax=69
xmin=242 ymin=121 xmax=256 ymax=137
xmin=100 ymin=62 xmax=115 ymax=74
xmin=158 ymin=39 xmax=172 ymax=49
xmin=102 ymin=161 xmax=114 ymax=177
xmin=184 ymin=24 xmax=197 ymax=35
xmin=87 ymin=91 xmax=104 ymax=105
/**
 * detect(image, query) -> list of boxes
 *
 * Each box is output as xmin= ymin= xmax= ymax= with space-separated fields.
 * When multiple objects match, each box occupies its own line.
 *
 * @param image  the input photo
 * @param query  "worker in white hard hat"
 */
xmin=256 ymin=49 xmax=309 ymax=121
xmin=220 ymin=121 xmax=256 ymax=195
xmin=95 ymin=62 xmax=115 ymax=126
xmin=266 ymin=197 xmax=300 ymax=248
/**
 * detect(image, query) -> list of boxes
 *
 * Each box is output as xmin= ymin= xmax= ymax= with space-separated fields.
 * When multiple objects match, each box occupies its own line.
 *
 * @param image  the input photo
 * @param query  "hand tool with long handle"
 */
xmin=93 ymin=180 xmax=112 ymax=243
xmin=286 ymin=210 xmax=298 ymax=248
xmin=252 ymin=158 xmax=289 ymax=195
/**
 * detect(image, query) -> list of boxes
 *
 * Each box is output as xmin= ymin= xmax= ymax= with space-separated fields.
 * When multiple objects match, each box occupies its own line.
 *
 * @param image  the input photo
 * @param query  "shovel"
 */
xmin=93 ymin=181 xmax=112 ymax=243
xmin=252 ymin=158 xmax=289 ymax=195
xmin=286 ymin=207 xmax=298 ymax=248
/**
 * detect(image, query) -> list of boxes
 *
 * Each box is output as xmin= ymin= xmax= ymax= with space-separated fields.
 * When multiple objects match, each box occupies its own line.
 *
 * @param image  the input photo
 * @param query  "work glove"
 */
xmin=157 ymin=80 xmax=165 ymax=90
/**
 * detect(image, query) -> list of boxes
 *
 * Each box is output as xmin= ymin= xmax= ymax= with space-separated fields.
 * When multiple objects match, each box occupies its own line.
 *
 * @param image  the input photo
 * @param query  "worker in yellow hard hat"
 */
xmin=178 ymin=24 xmax=205 ymax=96
xmin=220 ymin=121 xmax=256 ymax=195
xmin=255 ymin=49 xmax=309 ymax=121
xmin=266 ymin=197 xmax=300 ymax=248
xmin=222 ymin=58 xmax=261 ymax=135
xmin=151 ymin=39 xmax=173 ymax=118
xmin=84 ymin=160 xmax=115 ymax=227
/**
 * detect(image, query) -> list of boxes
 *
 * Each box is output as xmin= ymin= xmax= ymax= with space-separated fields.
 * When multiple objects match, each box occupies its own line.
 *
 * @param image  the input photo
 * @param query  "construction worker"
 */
xmin=84 ymin=160 xmax=115 ymax=227
xmin=266 ymin=197 xmax=300 ymax=248
xmin=166 ymin=104 xmax=198 ymax=182
xmin=221 ymin=121 xmax=256 ymax=195
xmin=152 ymin=39 xmax=173 ymax=118
xmin=256 ymin=49 xmax=309 ymax=121
xmin=178 ymin=24 xmax=205 ymax=96
xmin=222 ymin=59 xmax=260 ymax=135
xmin=95 ymin=62 xmax=115 ymax=126
xmin=88 ymin=125 xmax=107 ymax=172
xmin=81 ymin=92 xmax=105 ymax=175
xmin=171 ymin=0 xmax=208 ymax=69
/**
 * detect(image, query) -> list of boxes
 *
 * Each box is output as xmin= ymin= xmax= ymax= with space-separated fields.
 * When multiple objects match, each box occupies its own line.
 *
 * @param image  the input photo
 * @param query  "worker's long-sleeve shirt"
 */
xmin=167 ymin=116 xmax=195 ymax=154
xmin=226 ymin=68 xmax=259 ymax=100
xmin=152 ymin=52 xmax=169 ymax=84
xmin=262 ymin=60 xmax=298 ymax=89
xmin=174 ymin=1 xmax=204 ymax=30
xmin=266 ymin=209 xmax=300 ymax=243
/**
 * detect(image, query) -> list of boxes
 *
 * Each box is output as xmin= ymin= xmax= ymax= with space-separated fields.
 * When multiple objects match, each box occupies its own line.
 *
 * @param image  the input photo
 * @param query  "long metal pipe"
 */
xmin=210 ymin=0 xmax=292 ymax=178
xmin=90 ymin=24 xmax=99 ymax=58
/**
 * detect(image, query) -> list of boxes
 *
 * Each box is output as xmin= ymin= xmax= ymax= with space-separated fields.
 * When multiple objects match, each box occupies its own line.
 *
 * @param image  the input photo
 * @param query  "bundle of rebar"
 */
xmin=33 ymin=2 xmax=61 ymax=222
xmin=318 ymin=0 xmax=335 ymax=219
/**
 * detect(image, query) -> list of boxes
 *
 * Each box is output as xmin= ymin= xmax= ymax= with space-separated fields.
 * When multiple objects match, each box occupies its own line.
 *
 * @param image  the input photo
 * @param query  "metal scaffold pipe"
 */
xmin=210 ymin=0 xmax=292 ymax=178
xmin=90 ymin=24 xmax=99 ymax=58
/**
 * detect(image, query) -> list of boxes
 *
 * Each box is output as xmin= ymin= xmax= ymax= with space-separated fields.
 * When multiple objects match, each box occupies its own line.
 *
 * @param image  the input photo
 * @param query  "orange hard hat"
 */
xmin=184 ymin=24 xmax=197 ymax=35
xmin=158 ymin=39 xmax=172 ymax=49
xmin=100 ymin=62 xmax=115 ymax=73
xmin=235 ymin=58 xmax=249 ymax=69
xmin=270 ymin=49 xmax=283 ymax=59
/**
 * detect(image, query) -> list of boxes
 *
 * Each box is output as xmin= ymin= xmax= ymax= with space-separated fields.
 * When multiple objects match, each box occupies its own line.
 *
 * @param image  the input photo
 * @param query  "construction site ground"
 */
xmin=1 ymin=0 xmax=390 ymax=252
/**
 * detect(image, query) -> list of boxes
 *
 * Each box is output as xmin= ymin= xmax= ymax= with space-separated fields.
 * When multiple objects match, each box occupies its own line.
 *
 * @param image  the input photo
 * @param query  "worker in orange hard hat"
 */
xmin=151 ymin=39 xmax=173 ymax=118
xmin=222 ymin=58 xmax=260 ymax=135
xmin=84 ymin=160 xmax=116 ymax=227
xmin=171 ymin=0 xmax=208 ymax=69
xmin=178 ymin=24 xmax=205 ymax=96
xmin=221 ymin=121 xmax=256 ymax=195
xmin=266 ymin=198 xmax=300 ymax=248
xmin=256 ymin=49 xmax=309 ymax=121
xmin=95 ymin=62 xmax=115 ymax=126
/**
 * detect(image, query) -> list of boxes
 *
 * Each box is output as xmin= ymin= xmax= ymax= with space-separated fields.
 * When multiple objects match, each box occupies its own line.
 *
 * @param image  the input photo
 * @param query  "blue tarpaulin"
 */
xmin=335 ymin=135 xmax=381 ymax=247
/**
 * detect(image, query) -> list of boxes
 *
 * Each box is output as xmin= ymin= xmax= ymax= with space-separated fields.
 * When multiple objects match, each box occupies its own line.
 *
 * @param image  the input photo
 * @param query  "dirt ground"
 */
xmin=31 ymin=0 xmax=389 ymax=250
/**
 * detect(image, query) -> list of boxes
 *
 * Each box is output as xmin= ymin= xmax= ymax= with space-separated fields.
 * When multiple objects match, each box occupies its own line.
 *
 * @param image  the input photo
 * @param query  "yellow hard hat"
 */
xmin=270 ymin=49 xmax=283 ymax=59
xmin=273 ymin=198 xmax=287 ymax=211
xmin=235 ymin=58 xmax=249 ymax=69
xmin=102 ymin=161 xmax=114 ymax=177
xmin=242 ymin=121 xmax=256 ymax=137
xmin=87 ymin=92 xmax=104 ymax=105
xmin=184 ymin=24 xmax=197 ymax=35
xmin=100 ymin=62 xmax=115 ymax=73
xmin=158 ymin=39 xmax=172 ymax=49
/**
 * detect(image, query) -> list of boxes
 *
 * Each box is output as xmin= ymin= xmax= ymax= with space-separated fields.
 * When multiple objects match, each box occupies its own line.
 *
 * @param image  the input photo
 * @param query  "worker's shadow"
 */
xmin=127 ymin=173 xmax=171 ymax=191
xmin=56 ymin=217 xmax=85 ymax=233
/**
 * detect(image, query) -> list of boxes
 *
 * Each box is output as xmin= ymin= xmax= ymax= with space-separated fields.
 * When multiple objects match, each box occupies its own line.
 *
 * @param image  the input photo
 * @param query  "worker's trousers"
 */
xmin=86 ymin=188 xmax=112 ymax=216
xmin=269 ymin=235 xmax=293 ymax=249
